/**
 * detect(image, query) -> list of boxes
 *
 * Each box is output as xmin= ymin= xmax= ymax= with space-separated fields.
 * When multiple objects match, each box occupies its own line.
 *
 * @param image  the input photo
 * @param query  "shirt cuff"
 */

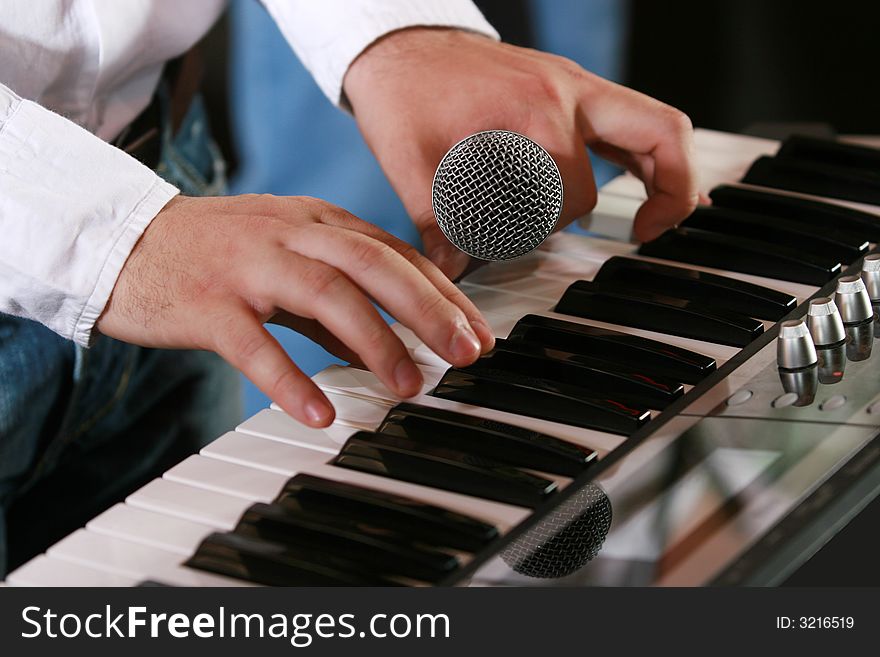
xmin=262 ymin=0 xmax=500 ymax=105
xmin=0 ymin=84 xmax=179 ymax=347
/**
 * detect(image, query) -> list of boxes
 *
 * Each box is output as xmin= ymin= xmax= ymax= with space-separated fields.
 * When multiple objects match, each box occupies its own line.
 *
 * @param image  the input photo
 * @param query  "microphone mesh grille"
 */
xmin=432 ymin=130 xmax=563 ymax=261
xmin=500 ymin=483 xmax=612 ymax=579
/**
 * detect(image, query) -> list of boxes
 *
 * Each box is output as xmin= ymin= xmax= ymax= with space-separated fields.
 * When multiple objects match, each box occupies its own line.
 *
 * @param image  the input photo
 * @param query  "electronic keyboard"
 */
xmin=7 ymin=128 xmax=880 ymax=587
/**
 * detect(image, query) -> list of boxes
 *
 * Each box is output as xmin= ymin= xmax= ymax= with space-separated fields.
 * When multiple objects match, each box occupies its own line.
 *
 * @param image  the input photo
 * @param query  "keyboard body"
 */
xmin=7 ymin=129 xmax=880 ymax=587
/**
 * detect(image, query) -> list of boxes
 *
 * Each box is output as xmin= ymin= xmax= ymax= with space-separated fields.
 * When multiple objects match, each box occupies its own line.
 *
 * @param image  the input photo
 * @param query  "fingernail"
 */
xmin=469 ymin=317 xmax=495 ymax=351
xmin=304 ymin=399 xmax=333 ymax=425
xmin=393 ymin=358 xmax=423 ymax=396
xmin=449 ymin=319 xmax=481 ymax=363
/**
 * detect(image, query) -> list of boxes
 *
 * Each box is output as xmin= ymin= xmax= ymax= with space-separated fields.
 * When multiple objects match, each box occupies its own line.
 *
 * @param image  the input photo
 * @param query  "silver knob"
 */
xmin=861 ymin=254 xmax=880 ymax=302
xmin=777 ymin=318 xmax=818 ymax=370
xmin=834 ymin=275 xmax=873 ymax=324
xmin=807 ymin=297 xmax=846 ymax=347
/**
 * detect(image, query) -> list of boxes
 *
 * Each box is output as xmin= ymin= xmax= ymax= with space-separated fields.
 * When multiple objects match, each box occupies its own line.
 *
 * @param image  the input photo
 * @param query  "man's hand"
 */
xmin=344 ymin=28 xmax=699 ymax=279
xmin=97 ymin=194 xmax=494 ymax=427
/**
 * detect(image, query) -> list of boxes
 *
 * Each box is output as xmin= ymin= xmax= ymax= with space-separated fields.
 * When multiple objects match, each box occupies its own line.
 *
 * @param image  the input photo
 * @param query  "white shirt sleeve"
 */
xmin=260 ymin=0 xmax=500 ymax=105
xmin=0 ymin=83 xmax=179 ymax=346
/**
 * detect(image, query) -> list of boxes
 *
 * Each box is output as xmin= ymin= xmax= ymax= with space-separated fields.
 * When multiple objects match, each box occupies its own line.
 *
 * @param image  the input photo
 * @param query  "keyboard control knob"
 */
xmin=861 ymin=254 xmax=880 ymax=301
xmin=777 ymin=318 xmax=818 ymax=370
xmin=834 ymin=275 xmax=873 ymax=324
xmin=807 ymin=297 xmax=846 ymax=347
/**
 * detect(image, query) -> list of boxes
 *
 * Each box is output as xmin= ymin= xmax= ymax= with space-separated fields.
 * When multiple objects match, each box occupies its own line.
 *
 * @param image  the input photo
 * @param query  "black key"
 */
xmin=186 ymin=532 xmax=399 ymax=586
xmin=681 ymin=206 xmax=868 ymax=263
xmin=279 ymin=473 xmax=498 ymax=552
xmin=378 ymin=403 xmax=597 ymax=476
xmin=333 ymin=432 xmax=558 ymax=508
xmin=508 ymin=314 xmax=716 ymax=385
xmin=777 ymin=134 xmax=880 ymax=173
xmin=638 ymin=227 xmax=841 ymax=286
xmin=235 ymin=503 xmax=458 ymax=583
xmin=432 ymin=368 xmax=650 ymax=435
xmin=593 ymin=256 xmax=797 ymax=320
xmin=742 ymin=155 xmax=880 ymax=206
xmin=460 ymin=338 xmax=683 ymax=409
xmin=555 ymin=279 xmax=765 ymax=347
xmin=709 ymin=185 xmax=880 ymax=242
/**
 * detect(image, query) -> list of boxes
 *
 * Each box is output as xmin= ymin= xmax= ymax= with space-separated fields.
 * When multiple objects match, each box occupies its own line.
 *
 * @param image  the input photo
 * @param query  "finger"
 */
xmin=525 ymin=122 xmax=598 ymax=226
xmin=287 ymin=225 xmax=484 ymax=369
xmin=212 ymin=310 xmax=335 ymax=427
xmin=269 ymin=312 xmax=366 ymax=367
xmin=261 ymin=251 xmax=426 ymax=398
xmin=590 ymin=142 xmax=656 ymax=193
xmin=577 ymin=80 xmax=699 ymax=241
xmin=313 ymin=210 xmax=495 ymax=350
xmin=419 ymin=212 xmax=472 ymax=280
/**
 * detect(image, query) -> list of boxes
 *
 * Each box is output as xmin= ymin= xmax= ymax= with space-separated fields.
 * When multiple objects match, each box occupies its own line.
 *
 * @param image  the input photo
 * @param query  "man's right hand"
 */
xmin=96 ymin=194 xmax=495 ymax=427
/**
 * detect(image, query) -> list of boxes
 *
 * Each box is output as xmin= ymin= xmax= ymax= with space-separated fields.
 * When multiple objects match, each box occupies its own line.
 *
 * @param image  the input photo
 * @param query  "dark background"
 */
xmin=199 ymin=0 xmax=879 ymax=586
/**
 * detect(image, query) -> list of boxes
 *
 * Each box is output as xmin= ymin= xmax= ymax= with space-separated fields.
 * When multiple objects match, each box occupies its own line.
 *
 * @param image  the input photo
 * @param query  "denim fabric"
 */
xmin=0 ymin=91 xmax=241 ymax=577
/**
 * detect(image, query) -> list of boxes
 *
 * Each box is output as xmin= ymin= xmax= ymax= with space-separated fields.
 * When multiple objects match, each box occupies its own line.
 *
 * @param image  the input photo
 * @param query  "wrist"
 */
xmin=343 ymin=27 xmax=486 ymax=111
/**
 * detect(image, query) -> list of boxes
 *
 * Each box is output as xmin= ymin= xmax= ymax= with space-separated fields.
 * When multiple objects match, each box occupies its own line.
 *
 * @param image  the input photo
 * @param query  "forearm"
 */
xmin=0 ymin=82 xmax=178 ymax=346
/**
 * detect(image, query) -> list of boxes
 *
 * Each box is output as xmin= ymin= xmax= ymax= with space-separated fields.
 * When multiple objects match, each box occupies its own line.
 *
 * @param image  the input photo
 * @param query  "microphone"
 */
xmin=500 ymin=482 xmax=612 ymax=579
xmin=432 ymin=130 xmax=563 ymax=261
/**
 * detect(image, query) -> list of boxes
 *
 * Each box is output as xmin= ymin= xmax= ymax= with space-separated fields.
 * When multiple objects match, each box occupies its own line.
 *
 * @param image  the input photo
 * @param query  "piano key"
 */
xmin=201 ymin=429 xmax=530 ymax=531
xmin=638 ymin=227 xmax=842 ymax=286
xmin=334 ymin=432 xmax=559 ymax=508
xmin=462 ymin=338 xmax=684 ymax=409
xmin=327 ymin=382 xmax=627 ymax=457
xmin=742 ymin=155 xmax=880 ymax=206
xmin=507 ymin=314 xmax=716 ymax=384
xmin=593 ymin=256 xmax=798 ymax=321
xmin=237 ymin=409 xmax=353 ymax=453
xmin=777 ymin=134 xmax=880 ymax=172
xmin=145 ymin=564 xmax=257 ymax=587
xmin=126 ymin=477 xmax=256 ymax=529
xmin=164 ymin=455 xmax=288 ymax=502
xmin=378 ymin=403 xmax=596 ymax=476
xmin=6 ymin=555 xmax=138 ymax=587
xmin=312 ymin=364 xmax=445 ymax=402
xmin=555 ymin=280 xmax=765 ymax=347
xmin=88 ymin=503 xmax=213 ymax=555
xmin=681 ymin=206 xmax=868 ymax=263
xmin=234 ymin=502 xmax=460 ymax=582
xmin=280 ymin=473 xmax=498 ymax=551
xmin=459 ymin=282 xmax=552 ymax=317
xmin=709 ymin=184 xmax=880 ymax=241
xmin=449 ymin=280 xmax=740 ymax=366
xmin=49 ymin=529 xmax=184 ymax=579
xmin=542 ymin=230 xmax=816 ymax=302
xmin=432 ymin=368 xmax=651 ymax=435
xmin=187 ymin=532 xmax=399 ymax=586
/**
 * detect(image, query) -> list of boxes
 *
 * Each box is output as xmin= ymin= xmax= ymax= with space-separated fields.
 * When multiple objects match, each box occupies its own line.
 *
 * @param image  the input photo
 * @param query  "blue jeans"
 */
xmin=0 ymin=89 xmax=242 ymax=576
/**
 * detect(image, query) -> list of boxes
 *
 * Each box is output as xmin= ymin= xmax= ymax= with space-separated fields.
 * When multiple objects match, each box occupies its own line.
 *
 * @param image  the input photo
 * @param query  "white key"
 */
xmin=49 ymin=529 xmax=183 ymax=579
xmin=237 ymin=409 xmax=351 ymax=453
xmin=7 ymin=555 xmax=138 ymax=587
xmin=391 ymin=312 xmax=518 ymax=368
xmin=200 ymin=429 xmax=529 ymax=531
xmin=126 ymin=477 xmax=254 ymax=529
xmin=576 ymin=194 xmax=641 ymax=241
xmin=201 ymin=430 xmax=333 ymax=477
xmin=312 ymin=364 xmax=445 ymax=403
xmin=164 ymin=455 xmax=288 ymax=502
xmin=88 ymin=503 xmax=212 ymax=555
xmin=268 ymin=393 xmax=392 ymax=430
xmin=460 ymin=282 xmax=552 ymax=317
